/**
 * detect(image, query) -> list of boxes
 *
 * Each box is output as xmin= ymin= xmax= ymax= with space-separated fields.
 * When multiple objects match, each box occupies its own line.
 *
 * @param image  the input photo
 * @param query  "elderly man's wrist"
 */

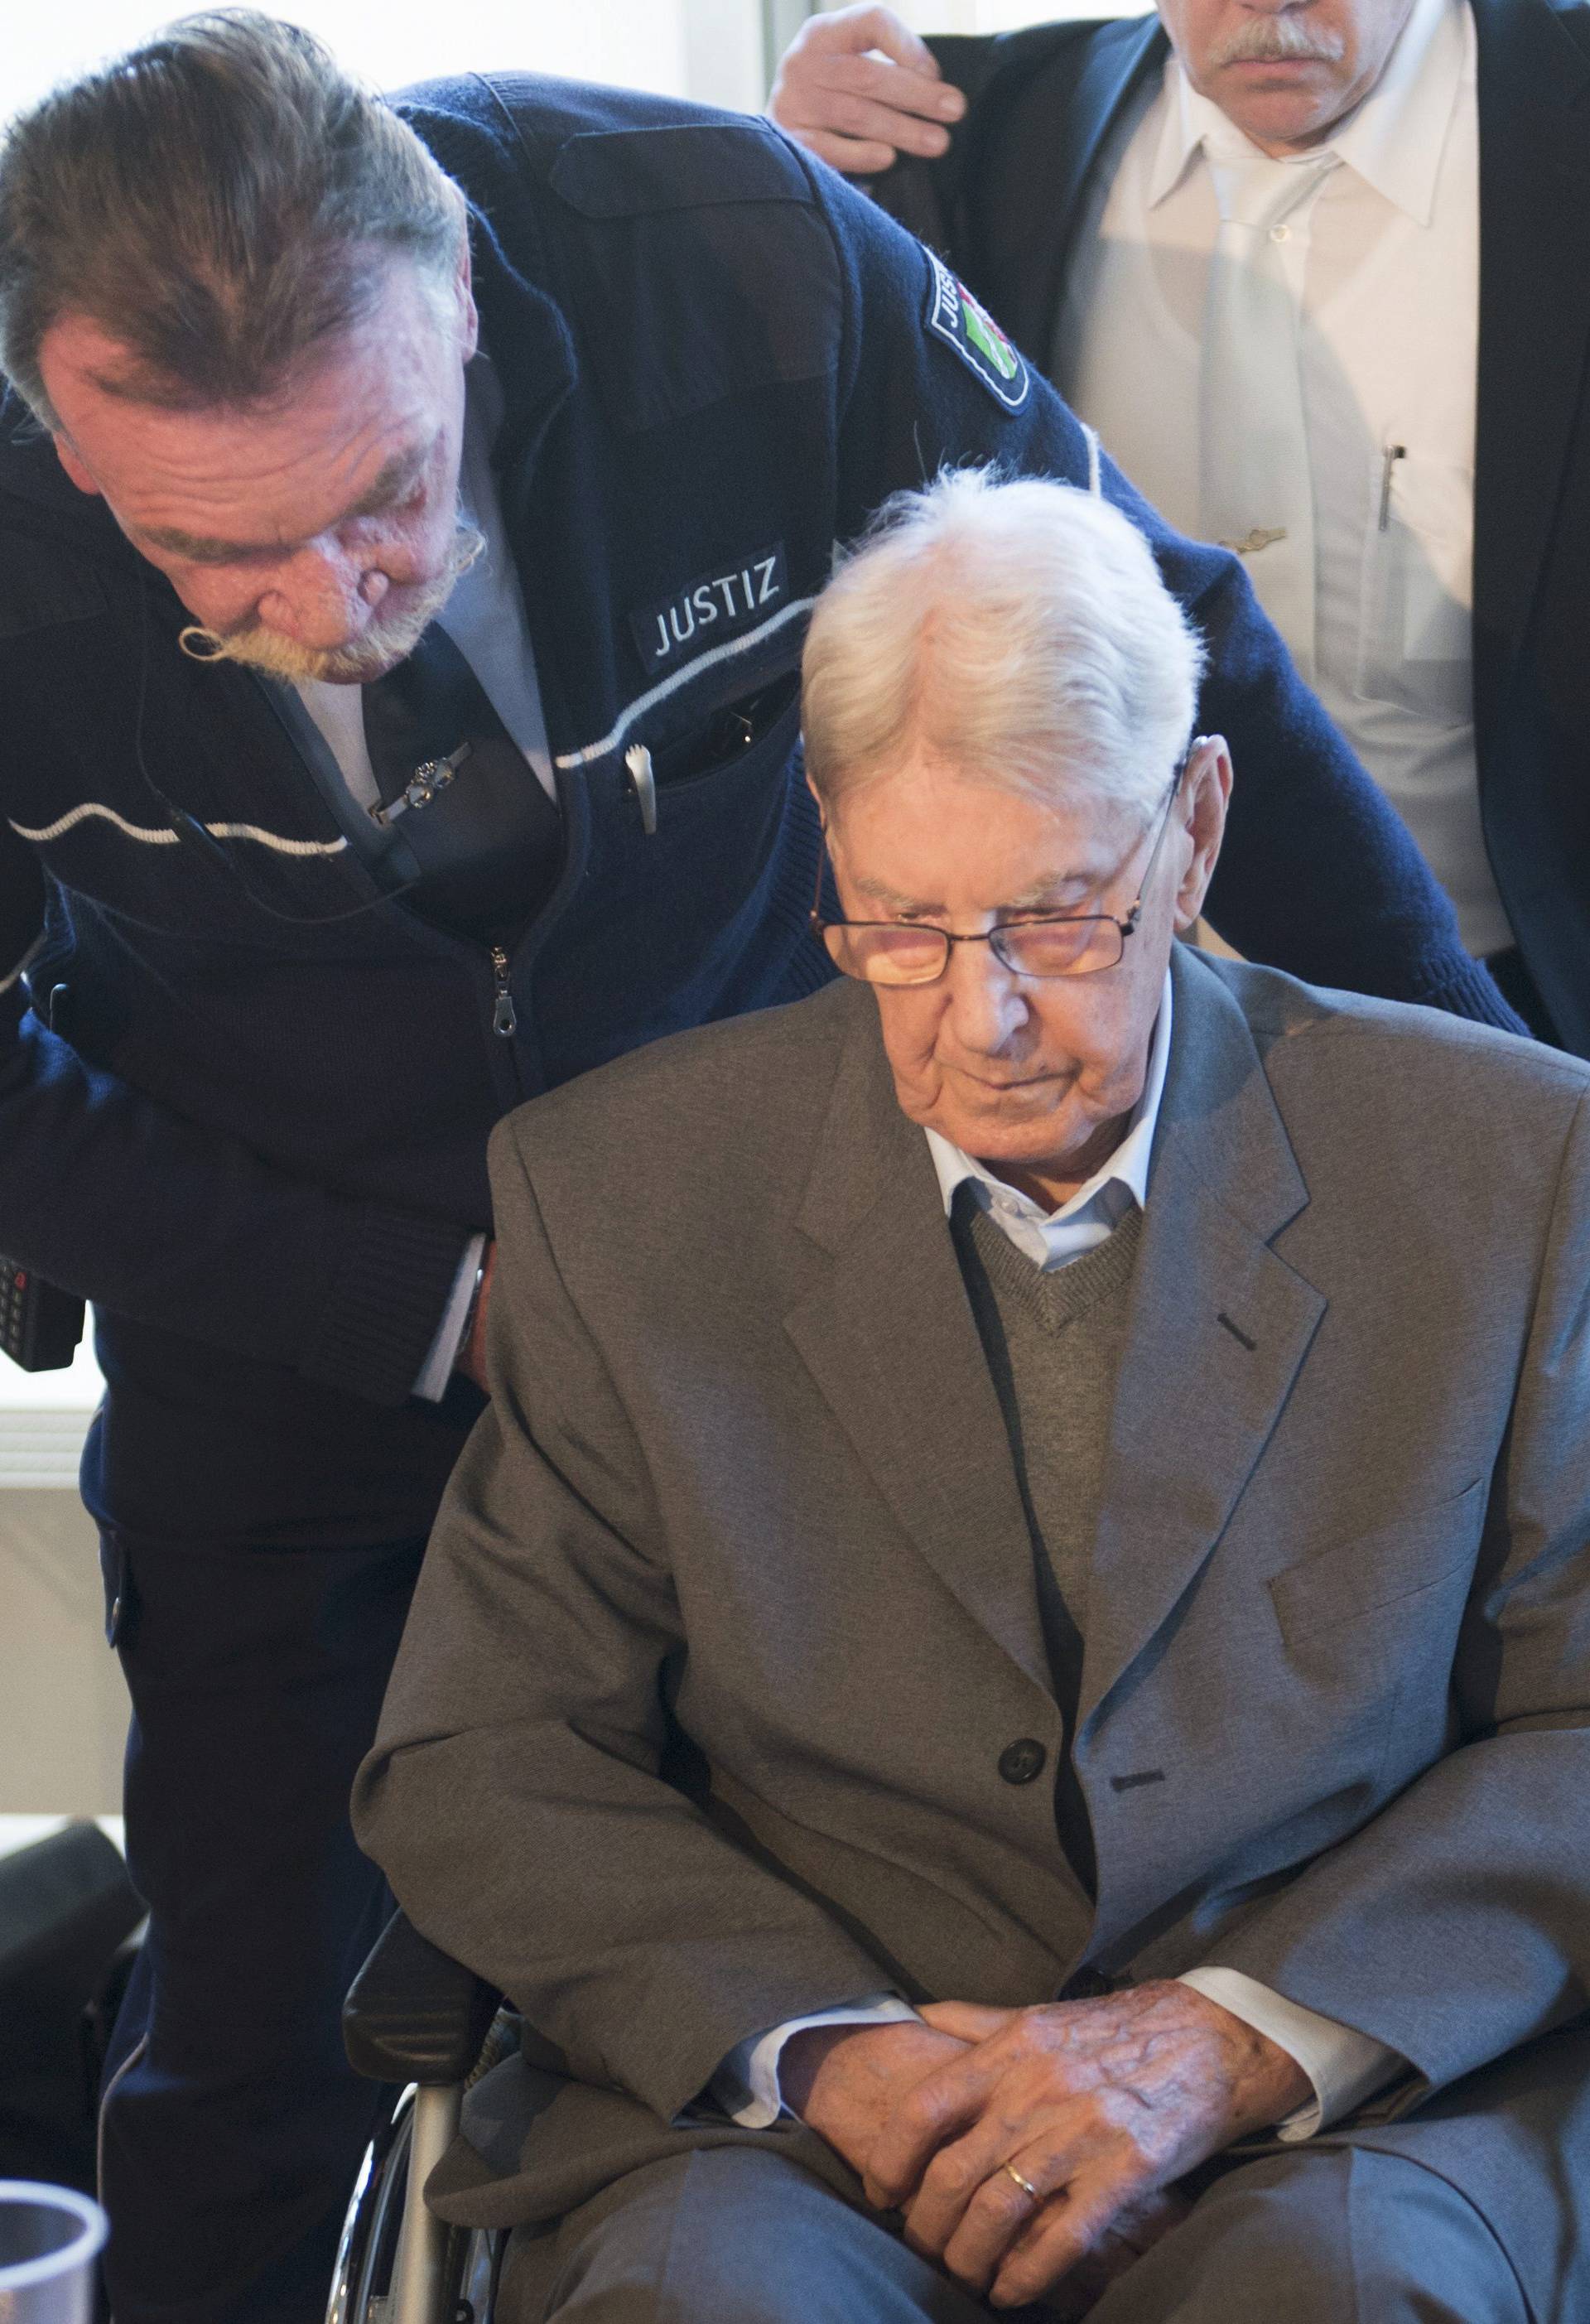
xmin=1223 ymin=2018 xmax=1314 ymax=2133
xmin=780 ymin=2020 xmax=874 ymax=2120
xmin=783 ymin=2018 xmax=956 ymax=2133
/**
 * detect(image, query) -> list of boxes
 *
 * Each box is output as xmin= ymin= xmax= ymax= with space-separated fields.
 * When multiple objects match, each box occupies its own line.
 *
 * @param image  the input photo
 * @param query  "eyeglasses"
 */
xmin=811 ymin=762 xmax=1188 ymax=987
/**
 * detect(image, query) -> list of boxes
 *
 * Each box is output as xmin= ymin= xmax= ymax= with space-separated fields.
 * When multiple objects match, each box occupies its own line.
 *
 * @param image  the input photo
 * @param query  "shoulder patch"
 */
xmin=549 ymin=121 xmax=812 ymax=219
xmin=923 ymin=248 xmax=1029 ymax=414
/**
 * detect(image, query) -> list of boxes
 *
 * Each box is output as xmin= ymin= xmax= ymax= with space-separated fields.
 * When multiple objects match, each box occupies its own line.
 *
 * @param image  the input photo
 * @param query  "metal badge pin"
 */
xmin=624 ymin=744 xmax=658 ymax=837
xmin=368 ymin=741 xmax=472 ymax=826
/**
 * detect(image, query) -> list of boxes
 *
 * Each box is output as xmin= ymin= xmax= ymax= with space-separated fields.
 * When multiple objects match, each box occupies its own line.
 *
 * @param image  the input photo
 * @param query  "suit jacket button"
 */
xmin=1059 ymin=1967 xmax=1113 ymax=2001
xmin=998 ymin=1738 xmax=1047 ymax=1785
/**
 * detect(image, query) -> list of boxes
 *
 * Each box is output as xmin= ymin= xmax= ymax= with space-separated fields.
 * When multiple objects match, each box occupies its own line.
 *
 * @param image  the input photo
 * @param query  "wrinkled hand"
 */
xmin=865 ymin=1985 xmax=1310 ymax=2311
xmin=455 ymin=1240 xmax=496 ymax=1392
xmin=782 ymin=2019 xmax=971 ymax=2185
xmin=768 ymin=2 xmax=965 ymax=176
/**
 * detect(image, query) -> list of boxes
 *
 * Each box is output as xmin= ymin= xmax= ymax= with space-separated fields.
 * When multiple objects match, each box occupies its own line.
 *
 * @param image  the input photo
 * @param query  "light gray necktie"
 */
xmin=1198 ymin=152 xmax=1339 ymax=681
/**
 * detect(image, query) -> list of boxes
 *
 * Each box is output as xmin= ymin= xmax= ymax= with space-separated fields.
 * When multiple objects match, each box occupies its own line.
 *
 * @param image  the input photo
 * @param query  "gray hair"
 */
xmin=802 ymin=469 xmax=1206 ymax=823
xmin=0 ymin=9 xmax=468 ymax=424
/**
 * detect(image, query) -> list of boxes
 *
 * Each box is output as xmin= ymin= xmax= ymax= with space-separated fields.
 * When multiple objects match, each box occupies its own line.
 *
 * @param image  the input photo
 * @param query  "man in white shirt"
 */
xmin=357 ymin=475 xmax=1590 ymax=2324
xmin=772 ymin=0 xmax=1590 ymax=1053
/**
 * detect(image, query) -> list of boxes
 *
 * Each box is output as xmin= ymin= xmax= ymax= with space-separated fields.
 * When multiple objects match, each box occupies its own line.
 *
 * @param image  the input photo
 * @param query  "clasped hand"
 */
xmin=781 ymin=1984 xmax=1309 ymax=2312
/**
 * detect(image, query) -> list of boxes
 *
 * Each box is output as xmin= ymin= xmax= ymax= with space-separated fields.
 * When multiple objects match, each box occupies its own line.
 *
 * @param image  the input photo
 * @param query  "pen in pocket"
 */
xmin=1379 ymin=444 xmax=1407 ymax=532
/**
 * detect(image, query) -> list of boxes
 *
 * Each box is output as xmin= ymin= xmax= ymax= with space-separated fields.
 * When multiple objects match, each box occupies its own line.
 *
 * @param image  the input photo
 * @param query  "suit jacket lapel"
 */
xmin=990 ymin=16 xmax=1167 ymax=361
xmin=1077 ymin=952 xmax=1326 ymax=1729
xmin=1472 ymin=0 xmax=1590 ymax=735
xmin=783 ymin=992 xmax=1054 ymax=1697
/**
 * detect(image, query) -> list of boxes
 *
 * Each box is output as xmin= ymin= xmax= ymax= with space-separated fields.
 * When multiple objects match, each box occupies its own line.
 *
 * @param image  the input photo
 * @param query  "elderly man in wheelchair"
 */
xmin=341 ymin=475 xmax=1590 ymax=2324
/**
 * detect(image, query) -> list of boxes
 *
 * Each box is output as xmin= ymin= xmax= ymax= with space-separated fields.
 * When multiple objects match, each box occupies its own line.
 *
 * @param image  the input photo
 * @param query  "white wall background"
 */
xmin=0 ymin=0 xmax=1149 ymax=132
xmin=2 ymin=2 xmax=691 ymax=123
xmin=812 ymin=0 xmax=1149 ymax=29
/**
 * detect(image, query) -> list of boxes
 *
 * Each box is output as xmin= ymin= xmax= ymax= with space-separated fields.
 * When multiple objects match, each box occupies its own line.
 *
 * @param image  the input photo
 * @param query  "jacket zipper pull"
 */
xmin=489 ymin=946 xmax=518 ymax=1039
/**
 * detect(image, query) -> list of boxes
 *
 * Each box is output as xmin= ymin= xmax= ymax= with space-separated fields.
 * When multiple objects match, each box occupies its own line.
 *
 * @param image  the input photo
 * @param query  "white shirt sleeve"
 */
xmin=711 ymin=1994 xmax=922 ymax=2129
xmin=412 ymin=1234 xmax=486 ymax=1402
xmin=1177 ymin=1967 xmax=1404 ymax=2139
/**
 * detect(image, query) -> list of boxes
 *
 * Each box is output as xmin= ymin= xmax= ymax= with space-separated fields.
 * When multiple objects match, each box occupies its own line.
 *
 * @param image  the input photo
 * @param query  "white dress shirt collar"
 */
xmin=925 ymin=968 xmax=1173 ymax=1271
xmin=1151 ymin=0 xmax=1469 ymax=225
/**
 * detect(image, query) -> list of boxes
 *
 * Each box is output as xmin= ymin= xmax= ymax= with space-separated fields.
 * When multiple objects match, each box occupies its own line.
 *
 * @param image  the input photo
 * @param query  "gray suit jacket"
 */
xmin=355 ymin=948 xmax=1590 ymax=2308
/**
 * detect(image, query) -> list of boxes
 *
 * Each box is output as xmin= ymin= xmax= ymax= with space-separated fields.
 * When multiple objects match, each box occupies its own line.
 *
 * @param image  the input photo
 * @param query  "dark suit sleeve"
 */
xmin=352 ymin=1109 xmax=897 ymax=2124
xmin=1204 ymin=1087 xmax=1590 ymax=2100
xmin=856 ymin=33 xmax=1001 ymax=254
xmin=802 ymin=151 xmax=1520 ymax=1034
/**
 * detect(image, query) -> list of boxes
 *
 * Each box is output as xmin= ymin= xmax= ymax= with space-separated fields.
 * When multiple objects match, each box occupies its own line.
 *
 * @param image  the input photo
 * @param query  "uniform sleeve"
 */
xmin=0 ymin=825 xmax=467 ymax=1405
xmin=803 ymin=157 xmax=1520 ymax=1034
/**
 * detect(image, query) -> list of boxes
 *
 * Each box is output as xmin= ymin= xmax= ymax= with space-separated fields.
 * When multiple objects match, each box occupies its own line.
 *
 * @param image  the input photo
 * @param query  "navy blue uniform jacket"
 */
xmin=0 ymin=75 xmax=1512 ymax=1454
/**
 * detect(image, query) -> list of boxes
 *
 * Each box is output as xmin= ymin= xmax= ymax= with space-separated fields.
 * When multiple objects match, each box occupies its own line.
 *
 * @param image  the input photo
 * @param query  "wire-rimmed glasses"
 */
xmin=811 ymin=761 xmax=1187 ymax=987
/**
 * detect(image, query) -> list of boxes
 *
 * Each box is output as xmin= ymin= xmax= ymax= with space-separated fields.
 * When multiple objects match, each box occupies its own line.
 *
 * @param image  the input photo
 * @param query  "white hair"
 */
xmin=802 ymin=469 xmax=1206 ymax=823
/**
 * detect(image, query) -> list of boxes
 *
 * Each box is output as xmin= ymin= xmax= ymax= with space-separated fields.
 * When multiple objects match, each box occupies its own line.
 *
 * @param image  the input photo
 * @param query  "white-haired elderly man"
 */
xmin=356 ymin=472 xmax=1590 ymax=2324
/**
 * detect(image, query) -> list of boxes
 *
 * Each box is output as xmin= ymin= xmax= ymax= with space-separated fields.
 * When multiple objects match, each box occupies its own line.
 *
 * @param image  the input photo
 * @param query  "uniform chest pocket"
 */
xmin=569 ymin=664 xmax=807 ymax=1017
xmin=1354 ymin=452 xmax=1474 ymax=727
xmin=647 ymin=673 xmax=802 ymax=791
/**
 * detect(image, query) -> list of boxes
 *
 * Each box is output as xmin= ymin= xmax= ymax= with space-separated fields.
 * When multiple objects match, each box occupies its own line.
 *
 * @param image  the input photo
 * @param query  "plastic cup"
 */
xmin=0 ymin=2183 xmax=107 ymax=2324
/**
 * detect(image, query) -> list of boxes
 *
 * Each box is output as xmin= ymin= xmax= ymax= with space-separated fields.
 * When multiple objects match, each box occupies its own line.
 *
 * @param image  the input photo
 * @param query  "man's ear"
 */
xmin=51 ymin=432 xmax=102 ymax=499
xmin=1172 ymin=735 xmax=1232 ymax=932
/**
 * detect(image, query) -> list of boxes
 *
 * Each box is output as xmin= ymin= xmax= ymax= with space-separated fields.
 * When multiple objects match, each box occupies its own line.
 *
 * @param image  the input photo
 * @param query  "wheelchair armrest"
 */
xmin=343 ymin=1908 xmax=503 ymax=2085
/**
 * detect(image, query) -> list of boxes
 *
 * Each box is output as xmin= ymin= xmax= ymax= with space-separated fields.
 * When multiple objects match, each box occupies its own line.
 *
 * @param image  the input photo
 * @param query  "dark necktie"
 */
xmin=361 ymin=624 xmax=561 ymax=947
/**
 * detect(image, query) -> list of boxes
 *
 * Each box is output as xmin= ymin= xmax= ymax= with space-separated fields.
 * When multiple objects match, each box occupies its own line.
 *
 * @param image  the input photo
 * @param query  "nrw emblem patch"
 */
xmin=923 ymin=249 xmax=1029 ymax=413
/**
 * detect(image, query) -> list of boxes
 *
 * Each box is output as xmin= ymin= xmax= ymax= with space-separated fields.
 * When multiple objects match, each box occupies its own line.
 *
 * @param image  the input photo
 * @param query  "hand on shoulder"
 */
xmin=768 ymin=2 xmax=965 ymax=176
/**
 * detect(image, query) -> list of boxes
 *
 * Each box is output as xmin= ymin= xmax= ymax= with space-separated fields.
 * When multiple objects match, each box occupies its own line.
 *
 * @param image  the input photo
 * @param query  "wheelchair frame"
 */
xmin=330 ymin=1912 xmax=505 ymax=2324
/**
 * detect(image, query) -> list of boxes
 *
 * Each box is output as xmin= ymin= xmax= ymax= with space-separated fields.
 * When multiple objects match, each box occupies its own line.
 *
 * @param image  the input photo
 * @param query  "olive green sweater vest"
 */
xmin=952 ymin=1193 xmax=1146 ymax=1888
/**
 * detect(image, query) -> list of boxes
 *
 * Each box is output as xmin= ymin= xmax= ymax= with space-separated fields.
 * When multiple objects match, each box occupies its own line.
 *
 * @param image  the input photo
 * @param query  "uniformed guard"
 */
xmin=0 ymin=13 xmax=1515 ymax=2323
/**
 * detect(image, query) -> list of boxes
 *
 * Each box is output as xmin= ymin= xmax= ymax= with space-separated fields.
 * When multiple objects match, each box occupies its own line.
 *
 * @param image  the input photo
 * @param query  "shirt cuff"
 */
xmin=711 ymin=1994 xmax=921 ymax=2129
xmin=412 ymin=1234 xmax=485 ymax=1401
xmin=1177 ymin=1967 xmax=1404 ymax=2141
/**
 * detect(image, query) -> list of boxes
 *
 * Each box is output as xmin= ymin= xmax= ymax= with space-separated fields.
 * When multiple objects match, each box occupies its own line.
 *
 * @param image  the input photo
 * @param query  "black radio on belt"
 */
xmin=0 ymin=1259 xmax=84 ymax=1372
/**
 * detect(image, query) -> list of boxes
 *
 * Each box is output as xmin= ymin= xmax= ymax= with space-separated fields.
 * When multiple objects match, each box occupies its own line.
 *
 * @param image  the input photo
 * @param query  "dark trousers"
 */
xmin=85 ymin=1324 xmax=481 ymax=2324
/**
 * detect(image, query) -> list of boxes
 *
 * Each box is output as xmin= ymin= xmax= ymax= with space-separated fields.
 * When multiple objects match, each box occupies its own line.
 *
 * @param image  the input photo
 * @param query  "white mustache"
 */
xmin=178 ymin=518 xmax=487 ymax=686
xmin=1207 ymin=14 xmax=1347 ymax=65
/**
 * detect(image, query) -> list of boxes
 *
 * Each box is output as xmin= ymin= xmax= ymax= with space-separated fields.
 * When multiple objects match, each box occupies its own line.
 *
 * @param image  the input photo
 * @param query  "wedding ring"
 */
xmin=1002 ymin=2162 xmax=1040 ymax=2202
